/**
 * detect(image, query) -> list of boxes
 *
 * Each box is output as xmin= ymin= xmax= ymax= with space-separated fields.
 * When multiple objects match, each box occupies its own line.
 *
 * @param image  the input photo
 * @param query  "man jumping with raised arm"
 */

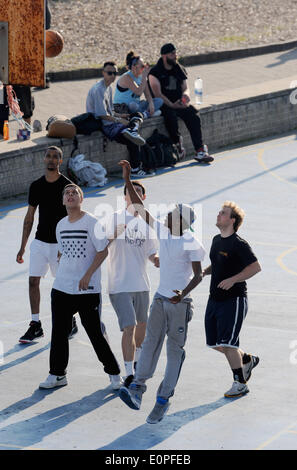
xmin=118 ymin=160 xmax=205 ymax=424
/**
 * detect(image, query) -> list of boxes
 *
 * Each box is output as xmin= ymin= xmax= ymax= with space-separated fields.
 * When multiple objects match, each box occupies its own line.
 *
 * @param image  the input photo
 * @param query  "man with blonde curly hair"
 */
xmin=203 ymin=201 xmax=261 ymax=398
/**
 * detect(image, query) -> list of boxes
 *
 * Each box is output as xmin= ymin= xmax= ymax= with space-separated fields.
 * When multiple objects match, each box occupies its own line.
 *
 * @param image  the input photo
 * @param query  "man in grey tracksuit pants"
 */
xmin=118 ymin=160 xmax=205 ymax=424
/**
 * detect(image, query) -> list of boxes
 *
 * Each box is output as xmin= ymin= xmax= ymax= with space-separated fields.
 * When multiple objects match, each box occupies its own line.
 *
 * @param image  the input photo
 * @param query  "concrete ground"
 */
xmin=0 ymin=130 xmax=297 ymax=450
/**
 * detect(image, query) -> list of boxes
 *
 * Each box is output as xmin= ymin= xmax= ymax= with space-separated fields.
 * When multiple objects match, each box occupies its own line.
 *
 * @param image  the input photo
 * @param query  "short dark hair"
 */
xmin=46 ymin=146 xmax=63 ymax=159
xmin=103 ymin=61 xmax=116 ymax=69
xmin=124 ymin=181 xmax=145 ymax=196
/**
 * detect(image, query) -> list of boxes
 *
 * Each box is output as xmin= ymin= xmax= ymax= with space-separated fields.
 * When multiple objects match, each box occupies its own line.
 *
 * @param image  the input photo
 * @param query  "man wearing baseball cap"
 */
xmin=148 ymin=43 xmax=213 ymax=163
xmin=118 ymin=160 xmax=206 ymax=424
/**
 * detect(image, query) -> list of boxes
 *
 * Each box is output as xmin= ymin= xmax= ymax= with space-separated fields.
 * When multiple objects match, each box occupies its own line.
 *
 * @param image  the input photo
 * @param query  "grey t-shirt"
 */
xmin=86 ymin=79 xmax=113 ymax=126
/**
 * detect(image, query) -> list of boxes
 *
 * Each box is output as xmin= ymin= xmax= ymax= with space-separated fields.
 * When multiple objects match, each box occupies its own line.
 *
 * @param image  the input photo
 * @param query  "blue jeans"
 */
xmin=128 ymin=98 xmax=163 ymax=115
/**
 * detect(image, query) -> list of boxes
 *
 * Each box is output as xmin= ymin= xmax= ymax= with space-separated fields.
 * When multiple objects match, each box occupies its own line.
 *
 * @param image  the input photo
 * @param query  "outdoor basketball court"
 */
xmin=0 ymin=131 xmax=297 ymax=451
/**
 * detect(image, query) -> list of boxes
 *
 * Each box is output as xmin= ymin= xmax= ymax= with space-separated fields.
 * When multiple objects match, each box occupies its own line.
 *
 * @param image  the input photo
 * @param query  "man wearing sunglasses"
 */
xmin=148 ymin=43 xmax=214 ymax=164
xmin=86 ymin=62 xmax=153 ymax=177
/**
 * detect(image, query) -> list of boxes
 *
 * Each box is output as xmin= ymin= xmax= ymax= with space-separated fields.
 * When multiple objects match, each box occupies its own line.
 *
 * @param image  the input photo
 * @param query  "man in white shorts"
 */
xmin=106 ymin=181 xmax=158 ymax=387
xmin=16 ymin=146 xmax=78 ymax=343
xmin=118 ymin=160 xmax=206 ymax=424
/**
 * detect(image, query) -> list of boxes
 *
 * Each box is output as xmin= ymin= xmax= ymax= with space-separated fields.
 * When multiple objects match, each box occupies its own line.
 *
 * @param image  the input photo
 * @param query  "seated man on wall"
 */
xmin=86 ymin=61 xmax=154 ymax=178
xmin=148 ymin=43 xmax=214 ymax=164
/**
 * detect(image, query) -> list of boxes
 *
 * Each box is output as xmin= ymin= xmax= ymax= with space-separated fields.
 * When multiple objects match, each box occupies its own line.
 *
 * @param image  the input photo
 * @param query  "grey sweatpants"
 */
xmin=133 ymin=296 xmax=193 ymax=400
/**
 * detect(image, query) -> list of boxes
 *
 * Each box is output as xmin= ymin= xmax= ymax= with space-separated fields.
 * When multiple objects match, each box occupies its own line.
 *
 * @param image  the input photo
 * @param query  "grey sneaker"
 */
xmin=119 ymin=383 xmax=146 ymax=410
xmin=224 ymin=381 xmax=249 ymax=398
xmin=33 ymin=120 xmax=42 ymax=132
xmin=122 ymin=128 xmax=146 ymax=146
xmin=243 ymin=355 xmax=260 ymax=382
xmin=146 ymin=400 xmax=170 ymax=424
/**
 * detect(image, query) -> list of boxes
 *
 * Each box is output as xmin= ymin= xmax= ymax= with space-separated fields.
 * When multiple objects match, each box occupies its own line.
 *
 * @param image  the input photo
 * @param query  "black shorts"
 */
xmin=205 ymin=297 xmax=248 ymax=349
xmin=13 ymin=85 xmax=35 ymax=119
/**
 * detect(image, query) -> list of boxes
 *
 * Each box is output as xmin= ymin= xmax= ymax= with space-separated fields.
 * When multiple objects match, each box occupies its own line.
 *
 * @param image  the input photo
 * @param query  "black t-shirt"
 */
xmin=149 ymin=58 xmax=188 ymax=103
xmin=209 ymin=233 xmax=258 ymax=301
xmin=28 ymin=174 xmax=72 ymax=243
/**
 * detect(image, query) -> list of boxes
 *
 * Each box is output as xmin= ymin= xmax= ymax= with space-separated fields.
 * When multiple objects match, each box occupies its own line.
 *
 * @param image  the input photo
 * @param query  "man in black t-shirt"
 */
xmin=203 ymin=201 xmax=261 ymax=398
xmin=16 ymin=146 xmax=78 ymax=343
xmin=148 ymin=43 xmax=213 ymax=164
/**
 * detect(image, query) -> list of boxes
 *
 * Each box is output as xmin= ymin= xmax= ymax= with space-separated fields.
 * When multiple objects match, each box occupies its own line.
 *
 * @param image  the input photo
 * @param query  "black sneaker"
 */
xmin=19 ymin=321 xmax=44 ymax=343
xmin=124 ymin=375 xmax=134 ymax=388
xmin=68 ymin=316 xmax=78 ymax=339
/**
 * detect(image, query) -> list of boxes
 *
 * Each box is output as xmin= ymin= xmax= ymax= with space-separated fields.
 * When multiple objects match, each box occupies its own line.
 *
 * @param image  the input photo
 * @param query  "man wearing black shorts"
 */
xmin=203 ymin=201 xmax=261 ymax=397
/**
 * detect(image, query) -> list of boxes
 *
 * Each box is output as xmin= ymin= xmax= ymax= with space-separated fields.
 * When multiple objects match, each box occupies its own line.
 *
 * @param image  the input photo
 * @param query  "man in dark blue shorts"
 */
xmin=203 ymin=201 xmax=261 ymax=397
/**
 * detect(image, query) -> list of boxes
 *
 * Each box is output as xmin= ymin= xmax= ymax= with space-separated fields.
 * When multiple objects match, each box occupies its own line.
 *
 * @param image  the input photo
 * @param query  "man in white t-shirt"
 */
xmin=118 ymin=160 xmax=205 ymax=424
xmin=106 ymin=181 xmax=158 ymax=386
xmin=39 ymin=184 xmax=121 ymax=390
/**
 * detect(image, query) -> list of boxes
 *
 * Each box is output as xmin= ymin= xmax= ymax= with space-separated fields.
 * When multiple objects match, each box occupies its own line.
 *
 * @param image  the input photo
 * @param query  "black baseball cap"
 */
xmin=160 ymin=43 xmax=176 ymax=55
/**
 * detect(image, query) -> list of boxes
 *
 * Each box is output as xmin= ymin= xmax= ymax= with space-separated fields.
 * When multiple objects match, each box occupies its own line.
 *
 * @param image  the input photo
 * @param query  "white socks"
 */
xmin=32 ymin=314 xmax=40 ymax=322
xmin=124 ymin=361 xmax=134 ymax=376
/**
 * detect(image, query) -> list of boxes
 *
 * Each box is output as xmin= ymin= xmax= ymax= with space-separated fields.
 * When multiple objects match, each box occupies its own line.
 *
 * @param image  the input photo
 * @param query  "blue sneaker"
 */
xmin=119 ymin=383 xmax=145 ymax=410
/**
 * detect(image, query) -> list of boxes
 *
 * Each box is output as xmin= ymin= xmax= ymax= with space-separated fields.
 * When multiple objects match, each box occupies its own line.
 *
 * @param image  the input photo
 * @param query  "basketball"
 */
xmin=46 ymin=30 xmax=64 ymax=58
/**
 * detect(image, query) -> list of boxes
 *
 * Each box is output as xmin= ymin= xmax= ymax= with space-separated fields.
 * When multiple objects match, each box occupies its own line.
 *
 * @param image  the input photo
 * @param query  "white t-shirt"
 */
xmin=53 ymin=212 xmax=108 ymax=295
xmin=154 ymin=220 xmax=206 ymax=298
xmin=106 ymin=210 xmax=158 ymax=294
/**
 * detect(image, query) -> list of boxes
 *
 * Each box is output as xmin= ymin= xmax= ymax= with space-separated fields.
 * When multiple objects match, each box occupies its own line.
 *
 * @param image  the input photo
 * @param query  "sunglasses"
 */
xmin=104 ymin=70 xmax=117 ymax=76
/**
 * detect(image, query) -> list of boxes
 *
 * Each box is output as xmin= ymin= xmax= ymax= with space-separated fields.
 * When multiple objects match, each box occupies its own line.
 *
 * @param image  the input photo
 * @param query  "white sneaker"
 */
xmin=39 ymin=374 xmax=67 ymax=389
xmin=224 ymin=381 xmax=249 ymax=398
xmin=194 ymin=145 xmax=214 ymax=163
xmin=152 ymin=110 xmax=162 ymax=117
xmin=109 ymin=374 xmax=123 ymax=391
xmin=243 ymin=355 xmax=260 ymax=382
xmin=131 ymin=168 xmax=155 ymax=178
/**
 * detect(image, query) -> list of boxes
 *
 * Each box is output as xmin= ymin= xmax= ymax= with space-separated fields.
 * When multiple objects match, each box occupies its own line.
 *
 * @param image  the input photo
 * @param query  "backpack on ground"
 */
xmin=146 ymin=129 xmax=178 ymax=168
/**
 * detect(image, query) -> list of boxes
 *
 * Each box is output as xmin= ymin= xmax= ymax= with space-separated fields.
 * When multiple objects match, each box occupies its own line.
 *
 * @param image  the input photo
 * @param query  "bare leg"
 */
xmin=122 ymin=325 xmax=136 ymax=362
xmin=29 ymin=276 xmax=41 ymax=315
xmin=135 ymin=322 xmax=146 ymax=349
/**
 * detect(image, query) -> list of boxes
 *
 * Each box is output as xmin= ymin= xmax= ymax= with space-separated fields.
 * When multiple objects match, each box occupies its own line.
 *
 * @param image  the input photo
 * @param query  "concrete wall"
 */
xmin=1 ymin=87 xmax=297 ymax=199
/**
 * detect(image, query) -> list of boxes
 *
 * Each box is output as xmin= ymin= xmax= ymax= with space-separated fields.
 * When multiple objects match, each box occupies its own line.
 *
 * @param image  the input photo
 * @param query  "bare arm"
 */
xmin=118 ymin=160 xmax=156 ymax=229
xmin=218 ymin=261 xmax=261 ymax=290
xmin=169 ymin=261 xmax=203 ymax=303
xmin=181 ymin=79 xmax=191 ymax=104
xmin=148 ymin=75 xmax=186 ymax=109
xmin=79 ymin=247 xmax=108 ymax=291
xmin=119 ymin=67 xmax=150 ymax=97
xmin=16 ymin=205 xmax=37 ymax=263
xmin=202 ymin=264 xmax=212 ymax=277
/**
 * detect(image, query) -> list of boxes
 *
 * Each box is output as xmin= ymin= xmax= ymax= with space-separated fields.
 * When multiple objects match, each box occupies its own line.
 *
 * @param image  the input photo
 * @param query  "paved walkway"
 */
xmin=3 ymin=47 xmax=297 ymax=139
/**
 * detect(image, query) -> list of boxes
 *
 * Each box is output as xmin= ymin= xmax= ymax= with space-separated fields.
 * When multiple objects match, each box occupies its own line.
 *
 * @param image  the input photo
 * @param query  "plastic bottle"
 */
xmin=194 ymin=78 xmax=203 ymax=105
xmin=3 ymin=120 xmax=9 ymax=140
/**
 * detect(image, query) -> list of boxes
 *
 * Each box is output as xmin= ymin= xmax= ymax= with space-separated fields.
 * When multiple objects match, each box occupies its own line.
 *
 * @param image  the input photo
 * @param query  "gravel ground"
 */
xmin=47 ymin=0 xmax=297 ymax=71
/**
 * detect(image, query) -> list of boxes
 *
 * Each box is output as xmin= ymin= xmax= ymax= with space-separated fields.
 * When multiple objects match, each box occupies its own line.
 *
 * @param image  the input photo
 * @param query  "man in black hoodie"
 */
xmin=148 ymin=43 xmax=213 ymax=163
